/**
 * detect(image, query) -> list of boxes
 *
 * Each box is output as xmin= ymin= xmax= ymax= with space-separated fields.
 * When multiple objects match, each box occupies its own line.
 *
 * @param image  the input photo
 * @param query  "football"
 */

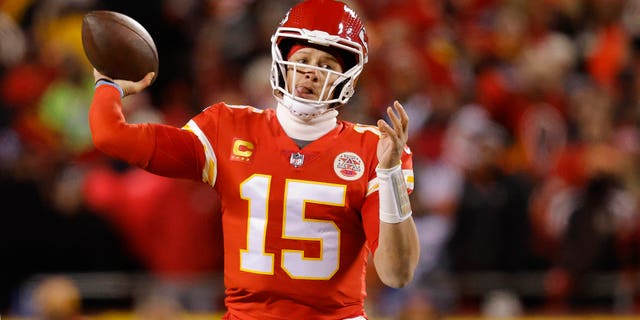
xmin=81 ymin=10 xmax=158 ymax=83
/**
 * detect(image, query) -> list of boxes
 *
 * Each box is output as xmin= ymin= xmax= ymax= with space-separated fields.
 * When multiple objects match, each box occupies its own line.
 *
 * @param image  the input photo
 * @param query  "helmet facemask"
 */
xmin=271 ymin=28 xmax=365 ymax=119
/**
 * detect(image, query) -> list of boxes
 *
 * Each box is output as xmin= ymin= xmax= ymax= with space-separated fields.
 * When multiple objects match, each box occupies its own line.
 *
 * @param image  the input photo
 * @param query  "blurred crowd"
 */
xmin=2 ymin=0 xmax=640 ymax=319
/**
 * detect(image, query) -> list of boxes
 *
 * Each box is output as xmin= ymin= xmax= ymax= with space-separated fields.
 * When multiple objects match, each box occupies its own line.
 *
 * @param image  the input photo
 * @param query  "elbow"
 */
xmin=91 ymin=131 xmax=107 ymax=152
xmin=378 ymin=267 xmax=415 ymax=289
xmin=91 ymin=128 xmax=125 ymax=160
xmin=374 ymin=249 xmax=420 ymax=288
xmin=91 ymin=130 xmax=114 ymax=154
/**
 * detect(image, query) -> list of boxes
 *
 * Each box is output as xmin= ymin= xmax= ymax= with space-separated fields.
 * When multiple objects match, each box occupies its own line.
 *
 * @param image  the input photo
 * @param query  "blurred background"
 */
xmin=2 ymin=0 xmax=640 ymax=319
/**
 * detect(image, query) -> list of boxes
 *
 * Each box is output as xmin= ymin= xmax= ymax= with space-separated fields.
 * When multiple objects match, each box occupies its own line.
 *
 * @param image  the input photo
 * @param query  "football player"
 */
xmin=89 ymin=0 xmax=420 ymax=319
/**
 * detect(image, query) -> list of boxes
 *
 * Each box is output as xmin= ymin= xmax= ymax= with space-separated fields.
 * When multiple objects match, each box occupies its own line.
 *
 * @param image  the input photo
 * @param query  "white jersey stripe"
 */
xmin=183 ymin=120 xmax=218 ymax=186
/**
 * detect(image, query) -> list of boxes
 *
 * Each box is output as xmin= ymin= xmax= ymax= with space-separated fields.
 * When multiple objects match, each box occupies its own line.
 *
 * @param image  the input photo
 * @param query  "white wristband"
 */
xmin=376 ymin=164 xmax=412 ymax=223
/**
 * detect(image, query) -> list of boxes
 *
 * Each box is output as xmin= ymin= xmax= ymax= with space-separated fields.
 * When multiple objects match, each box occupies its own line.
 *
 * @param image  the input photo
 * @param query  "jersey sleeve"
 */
xmin=89 ymin=84 xmax=204 ymax=181
xmin=182 ymin=103 xmax=265 ymax=187
xmin=361 ymin=145 xmax=415 ymax=253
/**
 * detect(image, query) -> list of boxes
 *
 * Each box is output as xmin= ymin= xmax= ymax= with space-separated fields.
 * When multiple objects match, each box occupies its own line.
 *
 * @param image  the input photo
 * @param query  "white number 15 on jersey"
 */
xmin=240 ymin=174 xmax=345 ymax=280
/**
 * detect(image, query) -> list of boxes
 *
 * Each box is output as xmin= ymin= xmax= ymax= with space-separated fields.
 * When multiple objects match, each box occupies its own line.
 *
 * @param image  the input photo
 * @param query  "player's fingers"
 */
xmin=393 ymin=101 xmax=409 ymax=136
xmin=125 ymin=72 xmax=155 ymax=96
xmin=386 ymin=105 xmax=402 ymax=137
xmin=143 ymin=72 xmax=155 ymax=82
xmin=378 ymin=118 xmax=401 ymax=147
xmin=377 ymin=119 xmax=393 ymax=136
xmin=141 ymin=72 xmax=155 ymax=87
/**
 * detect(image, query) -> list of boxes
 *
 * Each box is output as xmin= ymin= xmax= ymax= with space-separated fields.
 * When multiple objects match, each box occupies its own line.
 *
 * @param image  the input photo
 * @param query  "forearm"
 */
xmin=374 ymin=218 xmax=420 ymax=288
xmin=90 ymin=84 xmax=206 ymax=181
xmin=373 ymin=163 xmax=420 ymax=288
xmin=89 ymin=84 xmax=156 ymax=168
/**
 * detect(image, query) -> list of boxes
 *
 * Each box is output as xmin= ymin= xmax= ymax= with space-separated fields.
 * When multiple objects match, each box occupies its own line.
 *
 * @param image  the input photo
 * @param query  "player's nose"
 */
xmin=302 ymin=68 xmax=319 ymax=81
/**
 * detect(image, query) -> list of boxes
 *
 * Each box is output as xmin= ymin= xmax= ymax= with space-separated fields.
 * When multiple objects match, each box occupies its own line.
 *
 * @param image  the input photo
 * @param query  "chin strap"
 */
xmin=280 ymin=95 xmax=330 ymax=119
xmin=376 ymin=164 xmax=412 ymax=224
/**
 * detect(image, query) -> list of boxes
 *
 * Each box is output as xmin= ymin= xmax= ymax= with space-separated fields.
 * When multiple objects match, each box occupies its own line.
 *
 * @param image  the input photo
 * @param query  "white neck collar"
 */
xmin=276 ymin=103 xmax=338 ymax=141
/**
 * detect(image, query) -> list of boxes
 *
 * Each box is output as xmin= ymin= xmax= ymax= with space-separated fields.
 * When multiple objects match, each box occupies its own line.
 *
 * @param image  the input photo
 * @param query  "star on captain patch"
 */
xmin=334 ymin=152 xmax=364 ymax=181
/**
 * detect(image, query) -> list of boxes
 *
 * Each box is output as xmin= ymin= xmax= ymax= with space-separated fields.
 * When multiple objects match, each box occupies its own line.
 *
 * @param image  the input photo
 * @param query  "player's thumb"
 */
xmin=138 ymin=72 xmax=155 ymax=88
xmin=144 ymin=72 xmax=155 ymax=84
xmin=131 ymin=72 xmax=155 ymax=94
xmin=115 ymin=72 xmax=153 ymax=97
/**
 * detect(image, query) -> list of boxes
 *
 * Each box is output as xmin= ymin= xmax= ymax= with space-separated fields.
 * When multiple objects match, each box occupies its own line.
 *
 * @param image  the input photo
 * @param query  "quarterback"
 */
xmin=89 ymin=0 xmax=420 ymax=319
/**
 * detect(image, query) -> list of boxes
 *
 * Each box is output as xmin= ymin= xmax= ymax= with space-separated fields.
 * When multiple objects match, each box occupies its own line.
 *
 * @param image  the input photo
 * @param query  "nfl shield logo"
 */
xmin=290 ymin=152 xmax=305 ymax=168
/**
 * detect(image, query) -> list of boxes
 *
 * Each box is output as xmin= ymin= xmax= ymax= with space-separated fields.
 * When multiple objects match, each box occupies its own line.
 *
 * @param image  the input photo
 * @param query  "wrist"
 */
xmin=376 ymin=162 xmax=402 ymax=174
xmin=376 ymin=164 xmax=412 ymax=223
xmin=377 ymin=160 xmax=402 ymax=170
xmin=95 ymin=79 xmax=124 ymax=98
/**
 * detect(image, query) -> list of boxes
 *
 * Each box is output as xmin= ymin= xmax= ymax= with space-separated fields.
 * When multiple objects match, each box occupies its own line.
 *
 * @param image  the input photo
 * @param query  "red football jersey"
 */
xmin=89 ymin=86 xmax=413 ymax=319
xmin=183 ymin=103 xmax=414 ymax=319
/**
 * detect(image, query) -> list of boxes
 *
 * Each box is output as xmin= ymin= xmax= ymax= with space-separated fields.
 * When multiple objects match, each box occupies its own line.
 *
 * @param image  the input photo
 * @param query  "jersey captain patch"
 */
xmin=333 ymin=152 xmax=364 ymax=181
xmin=231 ymin=138 xmax=255 ymax=163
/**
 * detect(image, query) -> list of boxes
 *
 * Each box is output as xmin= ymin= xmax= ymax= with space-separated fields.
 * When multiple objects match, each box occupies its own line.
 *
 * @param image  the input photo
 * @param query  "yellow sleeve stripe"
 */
xmin=366 ymin=169 xmax=415 ymax=196
xmin=404 ymin=169 xmax=415 ymax=189
xmin=183 ymin=120 xmax=217 ymax=186
xmin=366 ymin=180 xmax=379 ymax=197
